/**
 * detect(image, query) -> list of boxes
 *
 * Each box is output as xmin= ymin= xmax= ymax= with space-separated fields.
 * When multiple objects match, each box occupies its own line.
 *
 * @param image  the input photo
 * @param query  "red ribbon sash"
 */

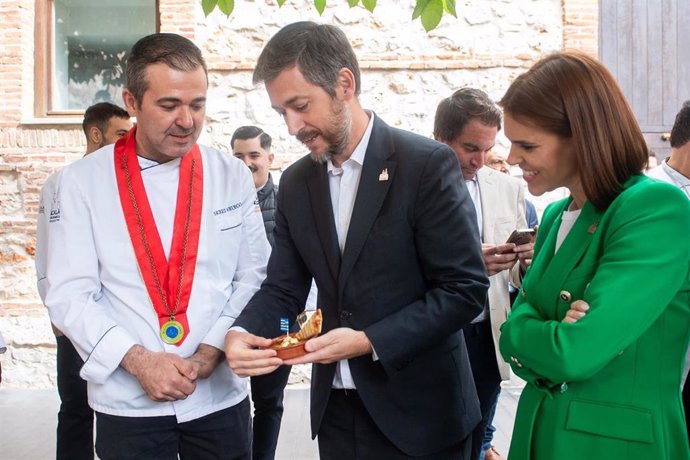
xmin=114 ymin=127 xmax=203 ymax=346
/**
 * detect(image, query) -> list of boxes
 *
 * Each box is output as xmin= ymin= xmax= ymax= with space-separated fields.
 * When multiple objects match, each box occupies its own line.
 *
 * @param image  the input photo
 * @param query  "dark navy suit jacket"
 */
xmin=234 ymin=115 xmax=489 ymax=456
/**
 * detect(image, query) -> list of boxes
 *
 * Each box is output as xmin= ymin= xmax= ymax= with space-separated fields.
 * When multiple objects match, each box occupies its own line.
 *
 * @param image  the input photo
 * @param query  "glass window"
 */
xmin=37 ymin=0 xmax=157 ymax=115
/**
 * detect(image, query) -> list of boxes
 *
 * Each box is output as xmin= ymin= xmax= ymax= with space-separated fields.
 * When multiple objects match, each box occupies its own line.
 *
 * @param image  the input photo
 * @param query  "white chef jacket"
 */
xmin=36 ymin=143 xmax=271 ymax=422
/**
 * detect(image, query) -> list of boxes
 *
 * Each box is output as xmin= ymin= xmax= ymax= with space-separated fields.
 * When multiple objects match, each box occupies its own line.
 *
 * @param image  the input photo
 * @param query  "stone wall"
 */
xmin=563 ymin=0 xmax=598 ymax=56
xmin=0 ymin=0 xmax=597 ymax=388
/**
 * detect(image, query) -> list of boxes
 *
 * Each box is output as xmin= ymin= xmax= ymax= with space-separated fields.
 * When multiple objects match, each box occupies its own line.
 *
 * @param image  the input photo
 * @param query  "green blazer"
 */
xmin=500 ymin=175 xmax=690 ymax=460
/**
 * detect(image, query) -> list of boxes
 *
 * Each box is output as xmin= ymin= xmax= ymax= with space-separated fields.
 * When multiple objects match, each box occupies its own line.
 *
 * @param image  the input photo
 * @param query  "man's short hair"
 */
xmin=433 ymin=88 xmax=502 ymax=142
xmin=231 ymin=126 xmax=272 ymax=151
xmin=82 ymin=102 xmax=130 ymax=136
xmin=126 ymin=33 xmax=207 ymax=105
xmin=670 ymin=100 xmax=690 ymax=149
xmin=253 ymin=21 xmax=361 ymax=98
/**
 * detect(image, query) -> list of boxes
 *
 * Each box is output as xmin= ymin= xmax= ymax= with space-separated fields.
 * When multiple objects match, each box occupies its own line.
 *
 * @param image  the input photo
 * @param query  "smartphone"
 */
xmin=506 ymin=228 xmax=536 ymax=245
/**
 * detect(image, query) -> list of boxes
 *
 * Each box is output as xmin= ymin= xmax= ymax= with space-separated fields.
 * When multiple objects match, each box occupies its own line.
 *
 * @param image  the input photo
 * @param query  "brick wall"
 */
xmin=0 ymin=1 xmax=28 ymax=126
xmin=0 ymin=0 xmax=599 ymax=388
xmin=563 ymin=0 xmax=599 ymax=57
xmin=159 ymin=0 xmax=198 ymax=38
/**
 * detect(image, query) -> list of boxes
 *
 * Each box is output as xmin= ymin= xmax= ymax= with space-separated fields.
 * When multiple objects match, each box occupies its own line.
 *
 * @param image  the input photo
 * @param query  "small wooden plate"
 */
xmin=268 ymin=334 xmax=308 ymax=360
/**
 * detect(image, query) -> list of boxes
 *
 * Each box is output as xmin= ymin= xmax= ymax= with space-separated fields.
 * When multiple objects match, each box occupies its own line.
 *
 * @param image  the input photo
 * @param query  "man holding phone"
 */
xmin=434 ymin=88 xmax=534 ymax=460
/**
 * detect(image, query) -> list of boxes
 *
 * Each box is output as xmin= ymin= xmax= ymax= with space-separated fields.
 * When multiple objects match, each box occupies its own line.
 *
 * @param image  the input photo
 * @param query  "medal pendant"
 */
xmin=161 ymin=319 xmax=185 ymax=345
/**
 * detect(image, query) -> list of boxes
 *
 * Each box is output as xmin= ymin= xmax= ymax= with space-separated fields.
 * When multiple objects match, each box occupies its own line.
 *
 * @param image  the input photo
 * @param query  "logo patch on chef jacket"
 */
xmin=49 ymin=192 xmax=61 ymax=223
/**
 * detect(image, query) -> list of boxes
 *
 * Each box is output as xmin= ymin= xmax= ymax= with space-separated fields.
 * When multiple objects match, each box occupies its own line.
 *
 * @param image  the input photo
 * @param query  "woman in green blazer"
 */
xmin=498 ymin=51 xmax=690 ymax=460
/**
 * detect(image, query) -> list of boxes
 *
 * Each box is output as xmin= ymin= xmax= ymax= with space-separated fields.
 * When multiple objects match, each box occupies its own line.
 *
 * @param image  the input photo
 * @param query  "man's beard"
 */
xmin=298 ymin=100 xmax=351 ymax=164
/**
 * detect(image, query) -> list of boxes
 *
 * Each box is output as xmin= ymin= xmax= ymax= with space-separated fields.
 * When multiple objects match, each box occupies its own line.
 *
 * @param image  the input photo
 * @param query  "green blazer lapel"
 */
xmin=339 ymin=119 xmax=395 ymax=288
xmin=306 ymin=161 xmax=341 ymax=282
xmin=533 ymin=199 xmax=603 ymax=319
xmin=521 ymin=200 xmax=564 ymax=288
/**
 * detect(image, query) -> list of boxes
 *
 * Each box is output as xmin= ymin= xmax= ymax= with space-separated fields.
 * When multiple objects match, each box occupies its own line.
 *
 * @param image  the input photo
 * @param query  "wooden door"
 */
xmin=599 ymin=0 xmax=690 ymax=161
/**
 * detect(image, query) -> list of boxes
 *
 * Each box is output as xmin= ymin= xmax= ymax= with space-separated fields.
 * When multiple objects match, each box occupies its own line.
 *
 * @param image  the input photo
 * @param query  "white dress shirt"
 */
xmin=466 ymin=176 xmax=487 ymax=323
xmin=36 ymin=144 xmax=270 ymax=422
xmin=328 ymin=113 xmax=374 ymax=389
xmin=465 ymin=177 xmax=483 ymax=241
xmin=647 ymin=159 xmax=690 ymax=198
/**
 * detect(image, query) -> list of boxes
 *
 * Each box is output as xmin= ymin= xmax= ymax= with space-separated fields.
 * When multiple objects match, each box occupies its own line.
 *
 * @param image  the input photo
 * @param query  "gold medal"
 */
xmin=160 ymin=319 xmax=184 ymax=345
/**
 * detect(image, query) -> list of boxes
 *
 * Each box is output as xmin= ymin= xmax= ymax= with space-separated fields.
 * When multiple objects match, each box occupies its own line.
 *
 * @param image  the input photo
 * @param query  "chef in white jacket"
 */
xmin=36 ymin=33 xmax=270 ymax=459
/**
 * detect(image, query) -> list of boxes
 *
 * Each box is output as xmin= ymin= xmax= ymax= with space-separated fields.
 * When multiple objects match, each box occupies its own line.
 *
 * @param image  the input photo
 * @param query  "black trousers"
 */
xmin=462 ymin=320 xmax=502 ymax=460
xmin=56 ymin=335 xmax=94 ymax=460
xmin=250 ymin=365 xmax=291 ymax=460
xmin=318 ymin=389 xmax=472 ymax=459
xmin=95 ymin=398 xmax=252 ymax=460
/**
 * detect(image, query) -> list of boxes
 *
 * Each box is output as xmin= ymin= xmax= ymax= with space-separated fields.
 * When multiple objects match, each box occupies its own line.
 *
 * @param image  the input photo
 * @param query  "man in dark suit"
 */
xmin=225 ymin=22 xmax=489 ymax=459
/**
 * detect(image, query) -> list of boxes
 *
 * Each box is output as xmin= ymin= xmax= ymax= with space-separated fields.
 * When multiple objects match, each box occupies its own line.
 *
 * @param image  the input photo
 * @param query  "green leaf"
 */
xmin=277 ymin=0 xmax=286 ymax=6
xmin=420 ymin=0 xmax=443 ymax=31
xmin=347 ymin=0 xmax=359 ymax=6
xmin=361 ymin=0 xmax=376 ymax=12
xmin=314 ymin=0 xmax=326 ymax=15
xmin=412 ymin=0 xmax=430 ymax=20
xmin=442 ymin=0 xmax=456 ymax=17
xmin=201 ymin=0 xmax=217 ymax=16
xmin=217 ymin=0 xmax=234 ymax=15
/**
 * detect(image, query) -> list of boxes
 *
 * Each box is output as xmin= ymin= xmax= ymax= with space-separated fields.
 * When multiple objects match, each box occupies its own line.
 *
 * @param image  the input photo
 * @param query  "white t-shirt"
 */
xmin=556 ymin=207 xmax=582 ymax=252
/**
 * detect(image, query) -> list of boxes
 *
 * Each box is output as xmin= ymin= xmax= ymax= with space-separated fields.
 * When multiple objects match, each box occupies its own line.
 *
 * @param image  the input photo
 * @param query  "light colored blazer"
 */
xmin=476 ymin=167 xmax=527 ymax=380
xmin=500 ymin=175 xmax=690 ymax=460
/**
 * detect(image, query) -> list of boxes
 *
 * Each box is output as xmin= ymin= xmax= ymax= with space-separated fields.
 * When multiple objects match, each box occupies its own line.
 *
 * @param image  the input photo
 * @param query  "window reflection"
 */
xmin=52 ymin=0 xmax=155 ymax=110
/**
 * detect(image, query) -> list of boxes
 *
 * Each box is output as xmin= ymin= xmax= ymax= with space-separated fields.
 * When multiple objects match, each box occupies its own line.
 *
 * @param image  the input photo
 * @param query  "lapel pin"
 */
xmin=587 ymin=221 xmax=599 ymax=234
xmin=378 ymin=168 xmax=389 ymax=181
